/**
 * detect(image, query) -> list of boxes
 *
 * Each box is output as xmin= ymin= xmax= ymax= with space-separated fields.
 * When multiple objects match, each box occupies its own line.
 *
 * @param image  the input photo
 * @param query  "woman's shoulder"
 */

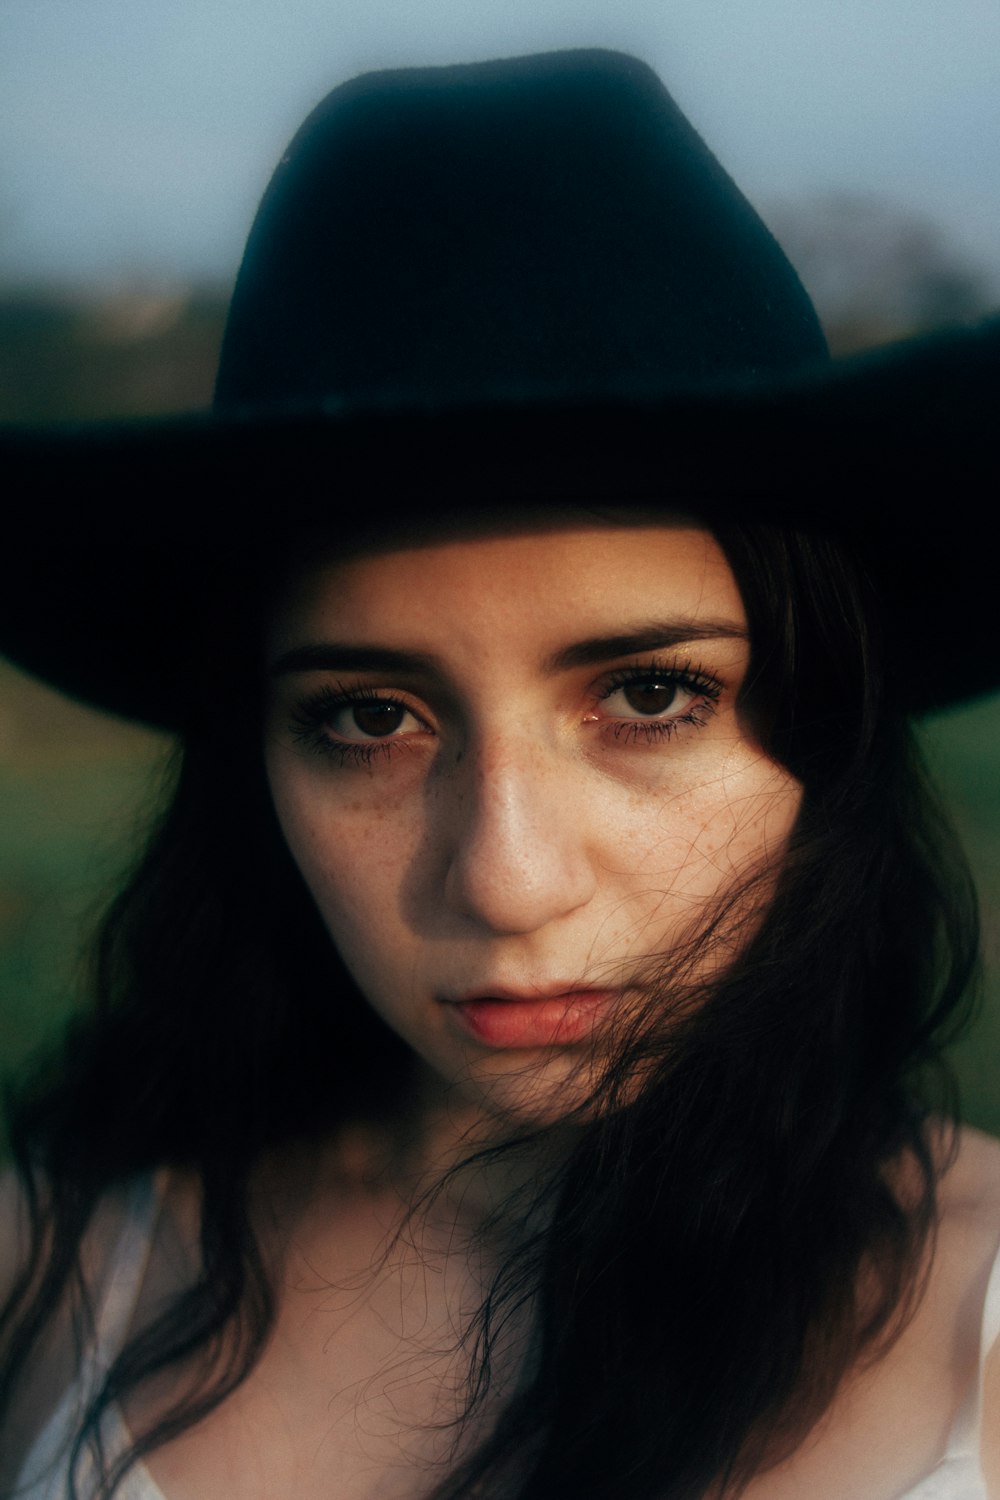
xmin=941 ymin=1128 xmax=1000 ymax=1194
xmin=0 ymin=1165 xmax=167 ymax=1289
xmin=928 ymin=1125 xmax=1000 ymax=1338
xmin=0 ymin=1166 xmax=168 ymax=1493
xmin=0 ymin=1168 xmax=71 ymax=1488
xmin=937 ymin=1124 xmax=1000 ymax=1220
xmin=935 ymin=1126 xmax=1000 ymax=1498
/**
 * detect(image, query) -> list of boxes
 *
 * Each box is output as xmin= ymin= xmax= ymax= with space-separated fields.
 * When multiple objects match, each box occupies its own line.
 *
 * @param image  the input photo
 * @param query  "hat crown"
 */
xmin=214 ymin=49 xmax=828 ymax=408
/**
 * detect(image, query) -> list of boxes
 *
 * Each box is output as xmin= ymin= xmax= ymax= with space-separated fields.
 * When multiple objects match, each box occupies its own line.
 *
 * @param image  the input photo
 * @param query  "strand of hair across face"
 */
xmin=0 ymin=529 xmax=981 ymax=1500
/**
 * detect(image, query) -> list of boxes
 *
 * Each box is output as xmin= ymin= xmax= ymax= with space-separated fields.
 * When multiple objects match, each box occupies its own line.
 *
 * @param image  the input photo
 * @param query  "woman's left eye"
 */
xmin=594 ymin=666 xmax=721 ymax=741
xmin=602 ymin=678 xmax=697 ymax=719
xmin=288 ymin=685 xmax=429 ymax=766
xmin=326 ymin=699 xmax=423 ymax=742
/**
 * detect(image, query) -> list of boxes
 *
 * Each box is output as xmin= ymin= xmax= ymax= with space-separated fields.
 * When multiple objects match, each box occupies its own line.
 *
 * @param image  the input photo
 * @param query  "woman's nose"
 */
xmin=441 ymin=739 xmax=598 ymax=935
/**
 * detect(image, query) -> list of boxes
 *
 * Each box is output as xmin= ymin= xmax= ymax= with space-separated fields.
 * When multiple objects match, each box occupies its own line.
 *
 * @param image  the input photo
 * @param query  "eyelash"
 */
xmin=287 ymin=660 xmax=723 ymax=768
xmin=288 ymin=683 xmax=410 ymax=767
xmin=598 ymin=660 xmax=722 ymax=745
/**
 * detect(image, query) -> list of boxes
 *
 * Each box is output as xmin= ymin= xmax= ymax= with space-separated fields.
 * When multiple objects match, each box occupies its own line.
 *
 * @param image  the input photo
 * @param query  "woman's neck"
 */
xmin=254 ymin=1061 xmax=572 ymax=1264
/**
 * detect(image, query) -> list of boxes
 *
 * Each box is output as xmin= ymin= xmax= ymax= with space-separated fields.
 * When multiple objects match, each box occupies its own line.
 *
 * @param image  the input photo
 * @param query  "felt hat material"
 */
xmin=1 ymin=50 xmax=997 ymax=729
xmin=215 ymin=50 xmax=828 ymax=408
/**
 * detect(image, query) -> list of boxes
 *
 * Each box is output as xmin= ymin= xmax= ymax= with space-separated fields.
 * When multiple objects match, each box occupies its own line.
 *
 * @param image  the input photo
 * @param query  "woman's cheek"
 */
xmin=624 ymin=749 xmax=802 ymax=899
xmin=295 ymin=802 xmax=412 ymax=930
xmin=268 ymin=759 xmax=402 ymax=934
xmin=685 ymin=753 xmax=802 ymax=895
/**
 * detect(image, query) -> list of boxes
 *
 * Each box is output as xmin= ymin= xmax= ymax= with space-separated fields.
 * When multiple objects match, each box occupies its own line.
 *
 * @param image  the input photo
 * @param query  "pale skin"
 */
xmin=3 ymin=520 xmax=1000 ymax=1499
xmin=263 ymin=520 xmax=802 ymax=1137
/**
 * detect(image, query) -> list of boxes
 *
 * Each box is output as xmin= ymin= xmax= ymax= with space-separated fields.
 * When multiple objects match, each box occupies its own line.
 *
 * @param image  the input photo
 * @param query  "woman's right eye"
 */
xmin=327 ymin=699 xmax=422 ymax=741
xmin=288 ymin=686 xmax=429 ymax=762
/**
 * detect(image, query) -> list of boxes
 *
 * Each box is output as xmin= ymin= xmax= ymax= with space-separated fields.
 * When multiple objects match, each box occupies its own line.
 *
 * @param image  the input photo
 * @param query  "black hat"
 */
xmin=214 ymin=49 xmax=827 ymax=405
xmin=1 ymin=49 xmax=997 ymax=729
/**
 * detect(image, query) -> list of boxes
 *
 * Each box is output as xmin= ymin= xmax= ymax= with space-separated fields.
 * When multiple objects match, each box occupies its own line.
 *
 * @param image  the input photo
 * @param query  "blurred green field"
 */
xmin=1 ymin=656 xmax=999 ymax=1143
xmin=0 ymin=661 xmax=172 ymax=1106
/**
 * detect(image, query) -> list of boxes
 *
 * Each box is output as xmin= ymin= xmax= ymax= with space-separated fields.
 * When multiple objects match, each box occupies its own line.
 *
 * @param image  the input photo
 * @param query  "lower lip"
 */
xmin=449 ymin=991 xmax=615 ymax=1048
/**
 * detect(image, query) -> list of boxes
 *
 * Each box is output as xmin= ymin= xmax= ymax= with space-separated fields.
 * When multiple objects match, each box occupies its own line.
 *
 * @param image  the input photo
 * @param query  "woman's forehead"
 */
xmin=268 ymin=517 xmax=748 ymax=658
xmin=280 ymin=503 xmax=703 ymax=570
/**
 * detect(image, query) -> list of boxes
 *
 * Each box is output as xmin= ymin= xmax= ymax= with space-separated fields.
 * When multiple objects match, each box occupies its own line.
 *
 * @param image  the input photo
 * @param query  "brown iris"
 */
xmin=621 ymin=681 xmax=680 ymax=716
xmin=351 ymin=702 xmax=407 ymax=737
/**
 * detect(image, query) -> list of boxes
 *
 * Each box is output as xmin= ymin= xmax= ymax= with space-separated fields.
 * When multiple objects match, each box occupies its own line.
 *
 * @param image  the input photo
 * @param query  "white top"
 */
xmin=15 ymin=1175 xmax=1000 ymax=1500
xmin=16 ymin=1176 xmax=167 ymax=1500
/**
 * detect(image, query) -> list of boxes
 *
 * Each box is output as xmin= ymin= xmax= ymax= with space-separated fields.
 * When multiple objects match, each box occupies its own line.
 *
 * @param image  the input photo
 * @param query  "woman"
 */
xmin=2 ymin=48 xmax=1000 ymax=1500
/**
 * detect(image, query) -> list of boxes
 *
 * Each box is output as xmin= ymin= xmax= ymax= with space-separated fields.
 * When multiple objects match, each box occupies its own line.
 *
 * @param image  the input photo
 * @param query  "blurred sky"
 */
xmin=1 ymin=0 xmax=999 ymax=294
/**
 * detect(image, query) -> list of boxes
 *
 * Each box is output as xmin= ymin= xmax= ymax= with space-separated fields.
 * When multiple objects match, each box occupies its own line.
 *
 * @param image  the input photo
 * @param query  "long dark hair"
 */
xmin=0 ymin=518 xmax=980 ymax=1500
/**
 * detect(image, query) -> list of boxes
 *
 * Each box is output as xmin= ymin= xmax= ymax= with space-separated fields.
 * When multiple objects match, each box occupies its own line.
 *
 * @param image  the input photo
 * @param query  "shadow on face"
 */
xmin=262 ymin=513 xmax=803 ymax=1126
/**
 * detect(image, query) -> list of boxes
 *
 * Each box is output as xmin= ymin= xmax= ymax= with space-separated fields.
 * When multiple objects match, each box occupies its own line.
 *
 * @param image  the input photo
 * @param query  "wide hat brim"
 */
xmin=1 ymin=316 xmax=998 ymax=731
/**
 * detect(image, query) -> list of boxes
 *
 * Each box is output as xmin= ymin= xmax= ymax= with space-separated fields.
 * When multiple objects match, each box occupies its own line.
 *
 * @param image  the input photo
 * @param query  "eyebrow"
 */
xmin=271 ymin=644 xmax=441 ymax=677
xmin=544 ymin=621 xmax=748 ymax=672
xmin=270 ymin=621 xmax=747 ymax=679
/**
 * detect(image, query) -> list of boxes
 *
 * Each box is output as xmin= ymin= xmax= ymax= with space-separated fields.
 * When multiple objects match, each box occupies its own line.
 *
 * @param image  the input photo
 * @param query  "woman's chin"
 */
xmin=414 ymin=1045 xmax=602 ymax=1138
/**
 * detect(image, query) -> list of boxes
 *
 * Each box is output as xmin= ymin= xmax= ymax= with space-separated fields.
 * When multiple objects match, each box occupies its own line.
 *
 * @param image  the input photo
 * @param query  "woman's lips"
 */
xmin=447 ymin=988 xmax=616 ymax=1048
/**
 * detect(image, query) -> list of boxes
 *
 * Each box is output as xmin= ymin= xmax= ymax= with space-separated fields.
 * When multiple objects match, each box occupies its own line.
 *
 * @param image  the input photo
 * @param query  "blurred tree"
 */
xmin=3 ymin=196 xmax=993 ymax=423
xmin=0 ymin=289 xmax=228 ymax=421
xmin=767 ymin=192 xmax=993 ymax=353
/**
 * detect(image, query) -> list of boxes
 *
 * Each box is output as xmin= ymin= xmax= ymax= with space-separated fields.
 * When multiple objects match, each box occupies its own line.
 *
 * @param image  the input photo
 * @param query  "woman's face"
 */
xmin=264 ymin=521 xmax=802 ymax=1123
